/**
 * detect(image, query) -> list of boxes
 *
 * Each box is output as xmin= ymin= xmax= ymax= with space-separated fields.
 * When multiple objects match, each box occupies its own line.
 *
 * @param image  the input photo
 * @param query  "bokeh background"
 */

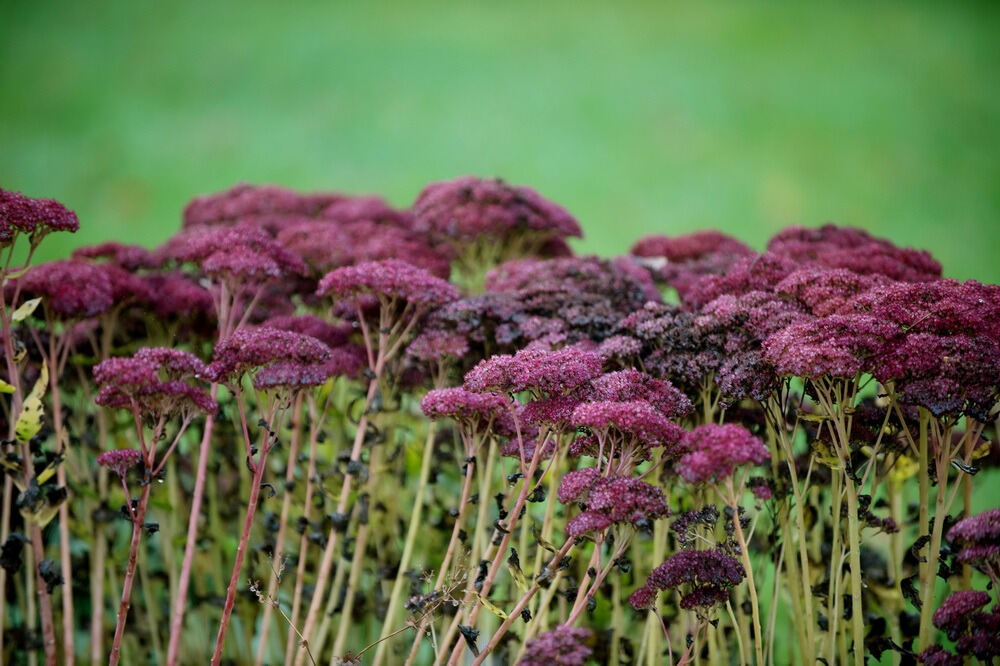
xmin=2 ymin=1 xmax=998 ymax=281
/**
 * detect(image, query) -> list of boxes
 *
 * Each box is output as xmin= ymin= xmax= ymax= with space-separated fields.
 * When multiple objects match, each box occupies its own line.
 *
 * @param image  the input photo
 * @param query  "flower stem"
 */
xmin=108 ymin=482 xmax=151 ymax=666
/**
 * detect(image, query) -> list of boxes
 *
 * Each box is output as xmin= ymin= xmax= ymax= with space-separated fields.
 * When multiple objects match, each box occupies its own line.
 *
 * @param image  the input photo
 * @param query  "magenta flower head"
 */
xmin=276 ymin=220 xmax=451 ymax=279
xmin=519 ymin=626 xmax=593 ymax=666
xmin=572 ymin=401 xmax=686 ymax=452
xmin=205 ymin=327 xmax=332 ymax=385
xmin=947 ymin=508 xmax=1000 ymax=574
xmin=918 ymin=646 xmax=963 ymax=666
xmin=684 ymin=252 xmax=799 ymax=309
xmin=0 ymin=188 xmax=79 ymax=246
xmin=589 ymin=370 xmax=693 ymax=417
xmin=260 ymin=314 xmax=353 ymax=349
xmin=412 ymin=176 xmax=582 ymax=245
xmin=14 ymin=260 xmax=114 ymax=319
xmin=768 ymin=224 xmax=941 ymax=283
xmin=96 ymin=449 xmax=143 ymax=478
xmin=560 ymin=473 xmax=669 ymax=536
xmin=629 ymin=548 xmax=745 ymax=615
xmin=72 ymin=242 xmax=158 ymax=271
xmin=407 ymin=330 xmax=470 ymax=364
xmin=317 ymin=259 xmax=459 ymax=309
xmin=318 ymin=195 xmax=414 ymax=228
xmin=143 ymin=272 xmax=215 ymax=322
xmin=251 ymin=359 xmax=342 ymax=391
xmin=162 ymin=225 xmax=306 ymax=283
xmin=463 ymin=346 xmax=602 ymax=396
xmin=676 ymin=424 xmax=770 ymax=484
xmin=182 ymin=183 xmax=339 ymax=227
xmin=775 ymin=267 xmax=887 ymax=317
xmin=762 ymin=314 xmax=893 ymax=379
xmin=421 ymin=387 xmax=510 ymax=425
xmin=94 ymin=348 xmax=216 ymax=417
xmin=932 ymin=590 xmax=991 ymax=641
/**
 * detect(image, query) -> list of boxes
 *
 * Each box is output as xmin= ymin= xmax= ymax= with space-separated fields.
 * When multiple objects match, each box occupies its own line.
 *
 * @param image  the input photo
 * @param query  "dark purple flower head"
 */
xmin=918 ymin=646 xmax=962 ymax=666
xmin=206 ymin=327 xmax=332 ymax=384
xmin=412 ymin=176 xmax=582 ymax=244
xmin=932 ymin=590 xmax=991 ymax=640
xmin=762 ymin=314 xmax=893 ymax=379
xmin=15 ymin=260 xmax=114 ymax=319
xmin=277 ymin=220 xmax=451 ymax=279
xmin=72 ymin=242 xmax=158 ymax=271
xmin=847 ymin=279 xmax=1000 ymax=339
xmin=632 ymin=231 xmax=752 ymax=264
xmin=463 ymin=347 xmax=603 ymax=396
xmin=94 ymin=348 xmax=216 ymax=417
xmin=631 ymin=548 xmax=745 ymax=614
xmin=161 ymin=225 xmax=305 ymax=282
xmin=947 ymin=508 xmax=1000 ymax=567
xmin=0 ymin=188 xmax=79 ymax=244
xmin=589 ymin=370 xmax=693 ymax=417
xmin=597 ymin=335 xmax=642 ymax=364
xmin=521 ymin=394 xmax=586 ymax=429
xmin=519 ymin=626 xmax=592 ymax=666
xmin=485 ymin=256 xmax=659 ymax=307
xmin=685 ymin=253 xmax=799 ymax=309
xmin=631 ymin=231 xmax=754 ymax=301
xmin=143 ymin=272 xmax=215 ymax=322
xmin=260 ymin=314 xmax=353 ymax=349
xmin=421 ymin=388 xmax=510 ymax=425
xmin=96 ymin=449 xmax=143 ymax=478
xmin=182 ymin=183 xmax=340 ymax=227
xmin=102 ymin=263 xmax=155 ymax=305
xmin=768 ymin=224 xmax=941 ymax=283
xmin=572 ymin=400 xmax=686 ymax=450
xmin=316 ymin=259 xmax=459 ymax=308
xmin=407 ymin=330 xmax=470 ymax=363
xmin=677 ymin=424 xmax=770 ymax=484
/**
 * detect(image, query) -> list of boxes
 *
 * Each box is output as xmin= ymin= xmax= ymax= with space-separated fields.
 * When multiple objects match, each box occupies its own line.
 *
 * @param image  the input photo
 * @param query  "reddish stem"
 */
xmin=108 ymin=482 xmax=151 ymax=666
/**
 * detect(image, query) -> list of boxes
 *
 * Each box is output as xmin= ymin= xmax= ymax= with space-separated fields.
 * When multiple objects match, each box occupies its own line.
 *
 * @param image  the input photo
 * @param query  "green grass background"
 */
xmin=1 ymin=1 xmax=998 ymax=279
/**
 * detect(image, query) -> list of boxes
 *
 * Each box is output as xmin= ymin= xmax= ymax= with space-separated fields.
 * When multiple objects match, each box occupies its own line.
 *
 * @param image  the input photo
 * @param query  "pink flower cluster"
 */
xmin=629 ymin=548 xmax=745 ymax=612
xmin=676 ymin=424 xmax=770 ymax=484
xmin=519 ymin=626 xmax=592 ymax=666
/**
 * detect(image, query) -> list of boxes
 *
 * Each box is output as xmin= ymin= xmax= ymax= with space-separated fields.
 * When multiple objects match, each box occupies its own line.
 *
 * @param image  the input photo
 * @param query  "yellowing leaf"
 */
xmin=506 ymin=560 xmax=530 ymax=594
xmin=809 ymin=440 xmax=841 ymax=470
xmin=972 ymin=441 xmax=992 ymax=461
xmin=11 ymin=297 xmax=42 ymax=323
xmin=889 ymin=454 xmax=919 ymax=484
xmin=477 ymin=594 xmax=508 ymax=620
xmin=15 ymin=361 xmax=48 ymax=443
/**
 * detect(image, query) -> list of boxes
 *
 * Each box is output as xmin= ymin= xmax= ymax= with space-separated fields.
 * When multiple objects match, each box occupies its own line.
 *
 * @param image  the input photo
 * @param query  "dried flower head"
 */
xmin=96 ymin=449 xmax=143 ymax=478
xmin=676 ymin=424 xmax=770 ymax=484
xmin=0 ymin=188 xmax=79 ymax=245
xmin=519 ymin=626 xmax=593 ymax=666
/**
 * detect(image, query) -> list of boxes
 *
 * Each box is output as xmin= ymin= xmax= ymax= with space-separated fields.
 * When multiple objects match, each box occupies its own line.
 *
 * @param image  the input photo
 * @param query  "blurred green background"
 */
xmin=1 ymin=1 xmax=998 ymax=281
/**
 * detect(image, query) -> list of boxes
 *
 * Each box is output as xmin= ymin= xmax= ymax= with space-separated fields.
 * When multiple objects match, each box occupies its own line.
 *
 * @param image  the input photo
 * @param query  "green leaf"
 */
xmin=0 ymin=378 xmax=14 ymax=394
xmin=11 ymin=297 xmax=42 ymax=323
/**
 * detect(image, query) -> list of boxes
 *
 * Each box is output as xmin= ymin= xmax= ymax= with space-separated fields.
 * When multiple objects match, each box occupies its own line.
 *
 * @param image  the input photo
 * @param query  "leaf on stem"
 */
xmin=11 ymin=297 xmax=42 ymax=322
xmin=15 ymin=360 xmax=48 ymax=443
